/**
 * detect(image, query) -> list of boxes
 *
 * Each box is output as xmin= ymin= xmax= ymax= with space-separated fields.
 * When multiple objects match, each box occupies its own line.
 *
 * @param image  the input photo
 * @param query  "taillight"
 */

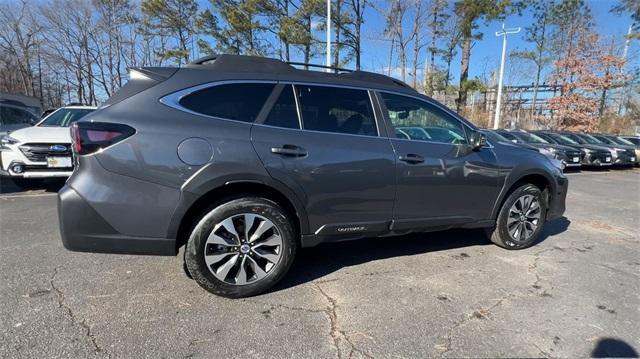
xmin=71 ymin=122 xmax=135 ymax=155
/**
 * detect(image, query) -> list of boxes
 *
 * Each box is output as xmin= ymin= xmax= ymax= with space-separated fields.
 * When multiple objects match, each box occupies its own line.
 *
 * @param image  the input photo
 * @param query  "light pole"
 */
xmin=326 ymin=0 xmax=331 ymax=71
xmin=493 ymin=23 xmax=520 ymax=129
xmin=618 ymin=24 xmax=632 ymax=115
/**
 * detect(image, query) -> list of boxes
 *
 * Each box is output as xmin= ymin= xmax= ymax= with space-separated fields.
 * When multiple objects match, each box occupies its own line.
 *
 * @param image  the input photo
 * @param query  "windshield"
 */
xmin=593 ymin=135 xmax=617 ymax=145
xmin=552 ymin=134 xmax=579 ymax=145
xmin=613 ymin=137 xmax=634 ymax=146
xmin=578 ymin=133 xmax=605 ymax=145
xmin=496 ymin=131 xmax=520 ymax=142
xmin=39 ymin=108 xmax=94 ymax=127
xmin=513 ymin=132 xmax=549 ymax=144
xmin=482 ymin=130 xmax=510 ymax=142
xmin=563 ymin=133 xmax=587 ymax=144
xmin=535 ymin=133 xmax=556 ymax=143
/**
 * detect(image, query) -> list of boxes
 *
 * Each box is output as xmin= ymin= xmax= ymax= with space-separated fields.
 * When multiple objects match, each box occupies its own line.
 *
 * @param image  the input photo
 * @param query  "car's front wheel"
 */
xmin=486 ymin=184 xmax=547 ymax=249
xmin=185 ymin=197 xmax=297 ymax=298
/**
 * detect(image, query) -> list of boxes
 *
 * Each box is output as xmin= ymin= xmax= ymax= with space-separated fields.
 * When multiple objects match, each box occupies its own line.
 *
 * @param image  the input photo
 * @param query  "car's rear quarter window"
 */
xmin=179 ymin=83 xmax=275 ymax=123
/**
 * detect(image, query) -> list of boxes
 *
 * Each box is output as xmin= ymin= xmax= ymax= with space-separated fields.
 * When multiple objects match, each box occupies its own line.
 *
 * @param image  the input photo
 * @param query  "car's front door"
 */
xmin=252 ymin=84 xmax=396 ymax=237
xmin=376 ymin=91 xmax=502 ymax=229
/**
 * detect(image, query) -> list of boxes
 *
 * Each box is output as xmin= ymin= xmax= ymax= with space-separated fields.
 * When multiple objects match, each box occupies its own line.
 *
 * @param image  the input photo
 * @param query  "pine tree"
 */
xmin=453 ymin=0 xmax=523 ymax=112
xmin=140 ymin=0 xmax=199 ymax=65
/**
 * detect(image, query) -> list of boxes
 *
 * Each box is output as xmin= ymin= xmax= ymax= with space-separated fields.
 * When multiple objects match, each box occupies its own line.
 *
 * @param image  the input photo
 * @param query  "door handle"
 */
xmin=271 ymin=145 xmax=307 ymax=157
xmin=399 ymin=154 xmax=425 ymax=164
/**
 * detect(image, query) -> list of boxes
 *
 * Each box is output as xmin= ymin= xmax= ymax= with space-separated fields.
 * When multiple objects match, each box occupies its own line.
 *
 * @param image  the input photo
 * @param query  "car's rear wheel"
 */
xmin=486 ymin=184 xmax=546 ymax=249
xmin=185 ymin=197 xmax=297 ymax=298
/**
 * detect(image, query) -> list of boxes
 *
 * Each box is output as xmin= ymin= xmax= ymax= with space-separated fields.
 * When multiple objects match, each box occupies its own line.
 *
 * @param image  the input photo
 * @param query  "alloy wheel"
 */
xmin=507 ymin=194 xmax=541 ymax=242
xmin=203 ymin=213 xmax=283 ymax=285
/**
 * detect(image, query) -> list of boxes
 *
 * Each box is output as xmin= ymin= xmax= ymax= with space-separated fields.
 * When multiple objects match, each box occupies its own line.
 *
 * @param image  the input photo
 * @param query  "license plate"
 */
xmin=573 ymin=157 xmax=580 ymax=162
xmin=632 ymin=157 xmax=636 ymax=162
xmin=47 ymin=156 xmax=72 ymax=168
xmin=605 ymin=157 xmax=611 ymax=162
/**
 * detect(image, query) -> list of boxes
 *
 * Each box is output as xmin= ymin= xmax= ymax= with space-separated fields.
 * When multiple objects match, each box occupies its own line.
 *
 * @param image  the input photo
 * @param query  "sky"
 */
xmin=354 ymin=0 xmax=638 ymax=86
xmin=194 ymin=0 xmax=637 ymax=88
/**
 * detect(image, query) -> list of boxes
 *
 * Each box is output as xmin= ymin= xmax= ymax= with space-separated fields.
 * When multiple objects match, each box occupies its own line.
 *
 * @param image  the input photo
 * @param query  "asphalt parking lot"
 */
xmin=1 ymin=169 xmax=639 ymax=358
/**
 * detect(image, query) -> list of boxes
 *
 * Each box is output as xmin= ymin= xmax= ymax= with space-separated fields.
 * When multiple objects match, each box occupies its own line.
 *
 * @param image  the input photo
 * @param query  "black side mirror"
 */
xmin=469 ymin=131 xmax=487 ymax=150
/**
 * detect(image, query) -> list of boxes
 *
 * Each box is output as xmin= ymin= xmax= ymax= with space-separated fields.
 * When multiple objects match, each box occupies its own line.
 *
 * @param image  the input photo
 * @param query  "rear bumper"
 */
xmin=58 ymin=185 xmax=177 ymax=256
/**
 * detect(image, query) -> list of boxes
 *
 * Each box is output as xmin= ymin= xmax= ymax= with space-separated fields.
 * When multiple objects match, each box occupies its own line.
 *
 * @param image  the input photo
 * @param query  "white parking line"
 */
xmin=0 ymin=193 xmax=58 ymax=199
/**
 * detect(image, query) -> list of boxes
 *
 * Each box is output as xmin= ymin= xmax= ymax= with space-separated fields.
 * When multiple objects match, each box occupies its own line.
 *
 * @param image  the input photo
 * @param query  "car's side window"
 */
xmin=295 ymin=85 xmax=377 ymax=137
xmin=380 ymin=92 xmax=467 ymax=145
xmin=1 ymin=106 xmax=34 ymax=125
xmin=264 ymin=85 xmax=300 ymax=129
xmin=179 ymin=83 xmax=275 ymax=123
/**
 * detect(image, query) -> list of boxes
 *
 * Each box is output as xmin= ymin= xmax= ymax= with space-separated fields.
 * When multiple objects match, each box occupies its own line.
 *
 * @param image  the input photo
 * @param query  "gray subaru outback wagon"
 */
xmin=59 ymin=55 xmax=567 ymax=298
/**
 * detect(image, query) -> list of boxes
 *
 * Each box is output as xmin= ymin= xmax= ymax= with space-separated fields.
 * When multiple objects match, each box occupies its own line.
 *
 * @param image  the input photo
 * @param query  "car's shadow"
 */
xmin=270 ymin=216 xmax=571 ymax=293
xmin=0 ymin=178 xmax=66 ymax=194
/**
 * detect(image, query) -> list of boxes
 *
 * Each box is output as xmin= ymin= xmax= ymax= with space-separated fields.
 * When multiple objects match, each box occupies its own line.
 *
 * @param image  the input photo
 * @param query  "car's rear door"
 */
xmin=251 ymin=84 xmax=396 ymax=237
xmin=375 ymin=91 xmax=502 ymax=229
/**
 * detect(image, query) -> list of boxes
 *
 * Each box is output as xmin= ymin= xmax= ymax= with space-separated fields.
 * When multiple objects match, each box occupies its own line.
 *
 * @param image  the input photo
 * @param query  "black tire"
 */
xmin=185 ymin=197 xmax=297 ymax=298
xmin=485 ymin=184 xmax=547 ymax=249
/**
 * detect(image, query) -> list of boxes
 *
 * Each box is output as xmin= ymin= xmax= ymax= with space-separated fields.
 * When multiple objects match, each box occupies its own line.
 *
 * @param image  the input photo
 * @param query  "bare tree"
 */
xmin=382 ymin=0 xmax=412 ymax=82
xmin=410 ymin=0 xmax=426 ymax=88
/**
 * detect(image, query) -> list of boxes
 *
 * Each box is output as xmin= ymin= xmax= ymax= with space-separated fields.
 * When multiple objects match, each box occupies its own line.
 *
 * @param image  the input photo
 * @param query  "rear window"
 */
xmin=295 ymin=85 xmax=377 ymax=136
xmin=39 ymin=108 xmax=94 ymax=127
xmin=179 ymin=83 xmax=275 ymax=123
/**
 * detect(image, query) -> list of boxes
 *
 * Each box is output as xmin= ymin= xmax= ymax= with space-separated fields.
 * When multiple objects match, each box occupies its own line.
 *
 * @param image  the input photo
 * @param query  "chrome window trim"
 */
xmin=290 ymin=84 xmax=304 ymax=130
xmin=367 ymin=90 xmax=381 ymax=136
xmin=160 ymin=80 xmax=382 ymax=137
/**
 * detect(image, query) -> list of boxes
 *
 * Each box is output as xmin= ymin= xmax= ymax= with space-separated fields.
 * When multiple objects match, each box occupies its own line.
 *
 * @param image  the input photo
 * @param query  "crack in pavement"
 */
xmin=313 ymin=282 xmax=374 ymax=359
xmin=532 ymin=342 xmax=554 ymax=359
xmin=245 ymin=299 xmax=326 ymax=315
xmin=50 ymin=268 xmax=105 ymax=356
xmin=436 ymin=292 xmax=514 ymax=358
xmin=437 ymin=245 xmax=565 ymax=357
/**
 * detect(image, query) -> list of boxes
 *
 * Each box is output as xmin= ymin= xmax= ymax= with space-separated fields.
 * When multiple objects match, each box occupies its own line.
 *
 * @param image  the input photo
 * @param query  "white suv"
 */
xmin=0 ymin=105 xmax=95 ymax=183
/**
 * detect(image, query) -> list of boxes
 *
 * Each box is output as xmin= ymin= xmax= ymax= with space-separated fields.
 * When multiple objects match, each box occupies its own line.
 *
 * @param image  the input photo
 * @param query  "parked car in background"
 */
xmin=493 ymin=129 xmax=540 ymax=151
xmin=482 ymin=129 xmax=565 ymax=170
xmin=58 ymin=55 xmax=568 ymax=298
xmin=620 ymin=135 xmax=640 ymax=146
xmin=589 ymin=134 xmax=637 ymax=166
xmin=0 ymin=93 xmax=42 ymax=135
xmin=566 ymin=132 xmax=635 ymax=167
xmin=0 ymin=105 xmax=96 ymax=185
xmin=610 ymin=136 xmax=640 ymax=165
xmin=493 ymin=129 xmax=578 ymax=168
xmin=535 ymin=131 xmax=613 ymax=168
xmin=508 ymin=130 xmax=582 ymax=169
xmin=480 ymin=129 xmax=526 ymax=146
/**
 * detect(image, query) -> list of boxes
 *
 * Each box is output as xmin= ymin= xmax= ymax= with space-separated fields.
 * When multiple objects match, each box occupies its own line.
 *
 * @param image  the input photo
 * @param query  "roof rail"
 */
xmin=286 ymin=62 xmax=353 ymax=73
xmin=187 ymin=54 xmax=415 ymax=91
xmin=189 ymin=55 xmax=218 ymax=65
xmin=340 ymin=71 xmax=414 ymax=90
